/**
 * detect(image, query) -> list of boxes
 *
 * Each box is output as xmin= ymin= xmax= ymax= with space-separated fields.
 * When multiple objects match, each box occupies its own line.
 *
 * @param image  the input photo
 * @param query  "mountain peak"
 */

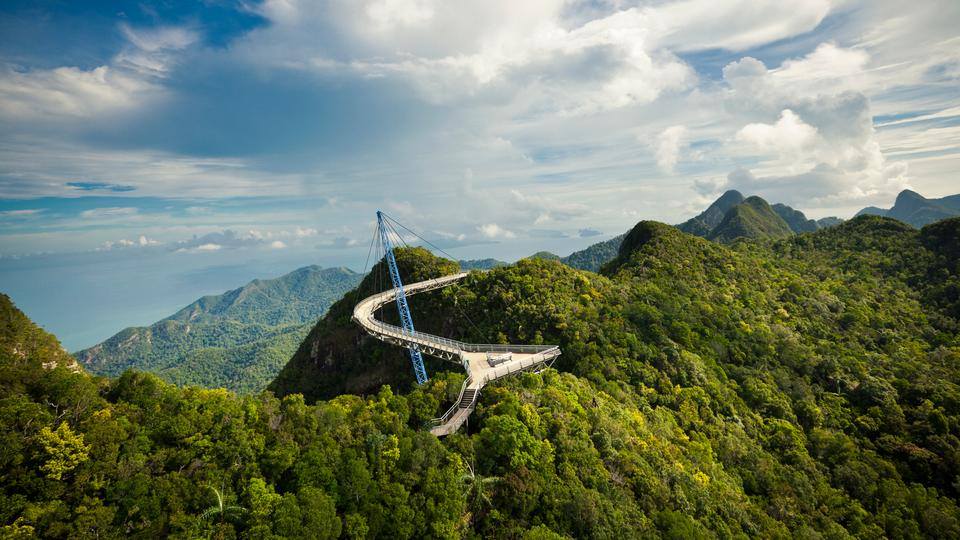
xmin=677 ymin=190 xmax=745 ymax=236
xmin=717 ymin=189 xmax=745 ymax=203
xmin=708 ymin=196 xmax=793 ymax=243
xmin=897 ymin=188 xmax=925 ymax=201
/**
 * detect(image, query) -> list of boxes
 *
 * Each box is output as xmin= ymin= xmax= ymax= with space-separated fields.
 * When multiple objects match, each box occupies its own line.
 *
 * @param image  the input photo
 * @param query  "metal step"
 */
xmin=459 ymin=389 xmax=477 ymax=408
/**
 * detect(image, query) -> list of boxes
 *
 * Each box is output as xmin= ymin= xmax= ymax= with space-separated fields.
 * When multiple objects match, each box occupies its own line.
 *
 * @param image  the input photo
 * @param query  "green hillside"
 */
xmin=458 ymin=258 xmax=507 ymax=270
xmin=772 ymin=202 xmax=820 ymax=233
xmin=1 ymin=294 xmax=79 ymax=372
xmin=708 ymin=196 xmax=794 ymax=243
xmin=560 ymin=233 xmax=625 ymax=272
xmin=4 ymin=217 xmax=960 ymax=538
xmin=677 ymin=189 xmax=745 ymax=236
xmin=269 ymin=216 xmax=960 ymax=537
xmin=857 ymin=189 xmax=960 ymax=227
xmin=75 ymin=266 xmax=362 ymax=393
xmin=558 ymin=191 xmax=836 ymax=273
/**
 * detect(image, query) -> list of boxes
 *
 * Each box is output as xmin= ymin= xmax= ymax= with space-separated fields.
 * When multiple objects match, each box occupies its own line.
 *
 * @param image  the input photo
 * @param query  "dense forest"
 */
xmin=3 ymin=215 xmax=960 ymax=538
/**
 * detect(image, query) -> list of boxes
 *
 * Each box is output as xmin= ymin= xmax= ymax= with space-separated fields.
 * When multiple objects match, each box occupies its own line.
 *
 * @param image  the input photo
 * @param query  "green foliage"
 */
xmin=5 ymin=212 xmax=960 ymax=538
xmin=772 ymin=203 xmax=820 ymax=233
xmin=861 ymin=189 xmax=960 ymax=227
xmin=75 ymin=266 xmax=362 ymax=393
xmin=677 ymin=189 xmax=745 ymax=236
xmin=707 ymin=196 xmax=794 ymax=243
xmin=458 ymin=259 xmax=508 ymax=271
xmin=0 ymin=294 xmax=76 ymax=370
xmin=528 ymin=251 xmax=561 ymax=261
xmin=273 ymin=215 xmax=960 ymax=537
xmin=560 ymin=234 xmax=625 ymax=273
xmin=36 ymin=422 xmax=89 ymax=480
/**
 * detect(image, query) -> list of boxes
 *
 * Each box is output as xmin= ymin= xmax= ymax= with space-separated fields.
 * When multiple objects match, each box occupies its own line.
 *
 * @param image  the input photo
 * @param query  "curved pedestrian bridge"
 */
xmin=351 ymin=272 xmax=561 ymax=436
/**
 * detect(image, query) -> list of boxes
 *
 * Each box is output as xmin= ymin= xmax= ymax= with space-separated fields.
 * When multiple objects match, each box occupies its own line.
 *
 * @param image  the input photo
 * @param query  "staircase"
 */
xmin=459 ymin=388 xmax=478 ymax=408
xmin=429 ymin=386 xmax=479 ymax=437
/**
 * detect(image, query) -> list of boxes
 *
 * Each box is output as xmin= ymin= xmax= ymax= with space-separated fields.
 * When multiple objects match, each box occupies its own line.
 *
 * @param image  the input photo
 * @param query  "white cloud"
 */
xmin=736 ymin=109 xmax=817 ymax=161
xmin=245 ymin=0 xmax=832 ymax=114
xmin=655 ymin=125 xmax=688 ymax=173
xmin=365 ymin=0 xmax=435 ymax=31
xmin=98 ymin=234 xmax=160 ymax=251
xmin=715 ymin=43 xmax=913 ymax=209
xmin=477 ymin=223 xmax=515 ymax=239
xmin=269 ymin=240 xmax=288 ymax=249
xmin=80 ymin=207 xmax=139 ymax=219
xmin=0 ymin=66 xmax=156 ymax=119
xmin=293 ymin=227 xmax=319 ymax=238
xmin=509 ymin=189 xmax=589 ymax=224
xmin=0 ymin=23 xmax=196 ymax=120
xmin=0 ymin=209 xmax=44 ymax=217
xmin=652 ymin=0 xmax=831 ymax=52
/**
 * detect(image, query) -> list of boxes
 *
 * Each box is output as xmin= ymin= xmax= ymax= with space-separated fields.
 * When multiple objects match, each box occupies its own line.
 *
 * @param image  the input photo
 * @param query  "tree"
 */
xmin=197 ymin=485 xmax=247 ymax=533
xmin=36 ymin=422 xmax=89 ymax=480
xmin=461 ymin=462 xmax=500 ymax=522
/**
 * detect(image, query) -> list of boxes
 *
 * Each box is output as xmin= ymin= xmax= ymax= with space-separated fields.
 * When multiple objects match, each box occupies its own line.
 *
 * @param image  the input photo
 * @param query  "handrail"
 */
xmin=353 ymin=273 xmax=557 ymax=357
xmin=429 ymin=375 xmax=474 ymax=427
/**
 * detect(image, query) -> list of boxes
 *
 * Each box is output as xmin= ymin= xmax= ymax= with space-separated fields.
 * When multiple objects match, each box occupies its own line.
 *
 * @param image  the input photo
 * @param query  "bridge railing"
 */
xmin=355 ymin=273 xmax=560 ymax=356
xmin=428 ymin=375 xmax=475 ymax=428
xmin=478 ymin=347 xmax=560 ymax=384
xmin=362 ymin=314 xmax=557 ymax=355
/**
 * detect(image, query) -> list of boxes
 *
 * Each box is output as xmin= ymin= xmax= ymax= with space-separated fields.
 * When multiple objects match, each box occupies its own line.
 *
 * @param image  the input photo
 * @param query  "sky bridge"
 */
xmin=352 ymin=212 xmax=561 ymax=436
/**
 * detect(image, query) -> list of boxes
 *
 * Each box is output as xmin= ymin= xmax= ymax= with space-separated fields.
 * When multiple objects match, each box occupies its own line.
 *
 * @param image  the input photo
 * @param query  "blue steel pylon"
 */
xmin=376 ymin=211 xmax=429 ymax=384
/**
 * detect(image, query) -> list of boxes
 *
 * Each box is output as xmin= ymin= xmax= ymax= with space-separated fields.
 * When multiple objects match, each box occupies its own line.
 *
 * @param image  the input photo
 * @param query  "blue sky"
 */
xmin=1 ymin=0 xmax=959 ymax=349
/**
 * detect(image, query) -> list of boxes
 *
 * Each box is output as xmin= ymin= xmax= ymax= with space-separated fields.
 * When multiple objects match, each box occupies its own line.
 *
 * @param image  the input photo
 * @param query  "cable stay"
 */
xmin=376 ymin=210 xmax=429 ymax=384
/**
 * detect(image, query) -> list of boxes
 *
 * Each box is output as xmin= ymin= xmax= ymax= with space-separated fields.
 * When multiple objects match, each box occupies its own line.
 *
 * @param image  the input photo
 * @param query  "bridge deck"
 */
xmin=351 ymin=272 xmax=560 ymax=436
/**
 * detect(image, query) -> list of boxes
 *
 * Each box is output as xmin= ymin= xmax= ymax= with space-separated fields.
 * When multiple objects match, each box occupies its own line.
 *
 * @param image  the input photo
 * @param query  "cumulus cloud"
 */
xmin=714 ymin=43 xmax=911 ymax=208
xmin=240 ymin=0 xmax=835 ymax=116
xmin=655 ymin=125 xmax=688 ymax=173
xmin=98 ymin=235 xmax=160 ymax=250
xmin=243 ymin=0 xmax=707 ymax=114
xmin=736 ymin=110 xmax=818 ymax=163
xmin=477 ymin=223 xmax=515 ymax=239
xmin=0 ymin=23 xmax=196 ymax=120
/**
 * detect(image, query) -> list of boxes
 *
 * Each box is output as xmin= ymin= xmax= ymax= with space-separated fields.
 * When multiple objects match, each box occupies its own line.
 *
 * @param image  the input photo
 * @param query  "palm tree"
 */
xmin=461 ymin=462 xmax=500 ymax=521
xmin=196 ymin=484 xmax=247 ymax=536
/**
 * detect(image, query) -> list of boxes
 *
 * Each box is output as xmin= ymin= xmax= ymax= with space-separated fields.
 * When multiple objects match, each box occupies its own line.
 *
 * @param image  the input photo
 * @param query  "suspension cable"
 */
xmin=379 ymin=212 xmax=483 ymax=337
xmin=379 ymin=212 xmax=463 ymax=266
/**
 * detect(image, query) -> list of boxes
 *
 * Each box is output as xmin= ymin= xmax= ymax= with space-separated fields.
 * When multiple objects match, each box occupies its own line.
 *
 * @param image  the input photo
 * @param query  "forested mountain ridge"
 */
xmin=75 ymin=266 xmax=362 ymax=393
xmin=772 ymin=202 xmax=820 ymax=233
xmin=857 ymin=189 xmax=960 ymax=227
xmin=1 ymin=294 xmax=79 ymax=372
xmin=559 ymin=233 xmax=625 ymax=272
xmin=4 ymin=217 xmax=960 ymax=538
xmin=707 ymin=195 xmax=794 ymax=242
xmin=562 ymin=190 xmax=840 ymax=272
xmin=269 ymin=215 xmax=960 ymax=537
xmin=677 ymin=189 xmax=745 ymax=236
